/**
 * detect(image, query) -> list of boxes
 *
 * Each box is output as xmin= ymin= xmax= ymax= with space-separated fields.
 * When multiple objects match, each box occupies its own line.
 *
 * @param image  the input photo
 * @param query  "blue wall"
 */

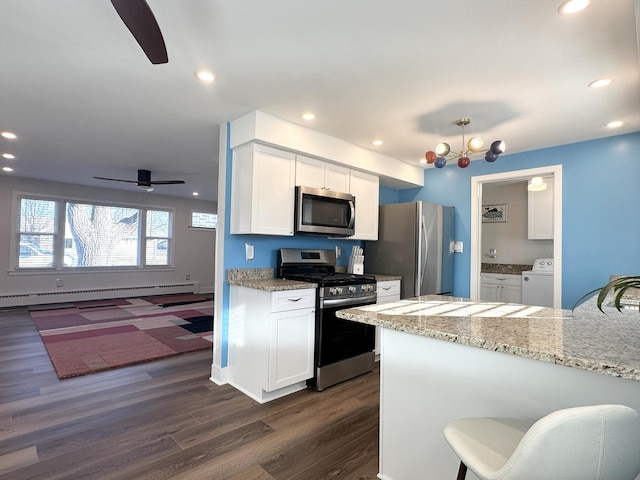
xmin=395 ymin=132 xmax=640 ymax=307
xmin=220 ymin=129 xmax=640 ymax=367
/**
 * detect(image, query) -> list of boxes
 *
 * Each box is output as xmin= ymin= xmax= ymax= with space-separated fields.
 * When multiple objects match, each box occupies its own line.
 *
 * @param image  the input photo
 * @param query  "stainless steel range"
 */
xmin=278 ymin=248 xmax=377 ymax=391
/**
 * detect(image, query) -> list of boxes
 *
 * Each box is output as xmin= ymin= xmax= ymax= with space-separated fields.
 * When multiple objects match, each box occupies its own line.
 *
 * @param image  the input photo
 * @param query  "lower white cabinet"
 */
xmin=229 ymin=286 xmax=315 ymax=403
xmin=375 ymin=279 xmax=401 ymax=355
xmin=480 ymin=273 xmax=522 ymax=303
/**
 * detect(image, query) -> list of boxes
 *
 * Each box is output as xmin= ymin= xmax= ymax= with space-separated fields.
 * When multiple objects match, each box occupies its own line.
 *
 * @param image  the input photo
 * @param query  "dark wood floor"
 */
xmin=0 ymin=306 xmax=380 ymax=479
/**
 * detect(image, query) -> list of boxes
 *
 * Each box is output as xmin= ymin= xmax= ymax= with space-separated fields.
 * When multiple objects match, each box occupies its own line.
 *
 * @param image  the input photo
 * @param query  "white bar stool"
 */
xmin=443 ymin=404 xmax=640 ymax=480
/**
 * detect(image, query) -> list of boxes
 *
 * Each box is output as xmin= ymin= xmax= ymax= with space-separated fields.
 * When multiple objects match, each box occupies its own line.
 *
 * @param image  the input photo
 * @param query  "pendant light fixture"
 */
xmin=424 ymin=118 xmax=506 ymax=169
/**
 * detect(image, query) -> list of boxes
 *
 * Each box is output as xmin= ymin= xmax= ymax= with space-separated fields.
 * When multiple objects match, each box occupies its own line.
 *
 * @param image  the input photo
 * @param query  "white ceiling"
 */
xmin=1 ymin=0 xmax=639 ymax=202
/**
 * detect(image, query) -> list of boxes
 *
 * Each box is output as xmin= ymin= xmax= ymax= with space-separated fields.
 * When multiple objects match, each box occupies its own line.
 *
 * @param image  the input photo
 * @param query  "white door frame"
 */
xmin=470 ymin=165 xmax=563 ymax=308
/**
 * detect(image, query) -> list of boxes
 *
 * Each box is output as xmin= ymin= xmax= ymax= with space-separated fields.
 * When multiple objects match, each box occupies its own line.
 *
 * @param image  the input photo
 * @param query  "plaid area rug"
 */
xmin=30 ymin=293 xmax=213 ymax=379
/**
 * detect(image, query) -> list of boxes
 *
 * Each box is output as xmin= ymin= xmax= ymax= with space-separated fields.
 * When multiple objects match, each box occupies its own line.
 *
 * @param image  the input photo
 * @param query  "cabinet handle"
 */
xmin=288 ymin=297 xmax=302 ymax=302
xmin=382 ymin=286 xmax=391 ymax=291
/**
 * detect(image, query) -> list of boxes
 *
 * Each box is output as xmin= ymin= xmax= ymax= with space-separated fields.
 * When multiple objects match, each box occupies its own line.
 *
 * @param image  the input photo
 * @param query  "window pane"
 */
xmin=146 ymin=238 xmax=169 ymax=265
xmin=191 ymin=211 xmax=217 ymax=229
xmin=147 ymin=210 xmax=170 ymax=237
xmin=17 ymin=198 xmax=58 ymax=268
xmin=66 ymin=203 xmax=140 ymax=267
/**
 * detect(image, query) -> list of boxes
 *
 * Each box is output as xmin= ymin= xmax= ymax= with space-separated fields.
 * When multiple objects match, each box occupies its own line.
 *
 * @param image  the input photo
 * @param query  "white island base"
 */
xmin=379 ymin=328 xmax=640 ymax=480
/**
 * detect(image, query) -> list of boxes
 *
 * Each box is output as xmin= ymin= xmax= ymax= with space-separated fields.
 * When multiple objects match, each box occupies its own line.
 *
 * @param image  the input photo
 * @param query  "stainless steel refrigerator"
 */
xmin=365 ymin=201 xmax=455 ymax=298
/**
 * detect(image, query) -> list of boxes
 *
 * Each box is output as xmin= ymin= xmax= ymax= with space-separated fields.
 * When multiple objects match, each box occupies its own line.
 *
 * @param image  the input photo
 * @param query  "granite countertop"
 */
xmin=336 ymin=295 xmax=640 ymax=382
xmin=481 ymin=263 xmax=533 ymax=274
xmin=226 ymin=268 xmax=316 ymax=292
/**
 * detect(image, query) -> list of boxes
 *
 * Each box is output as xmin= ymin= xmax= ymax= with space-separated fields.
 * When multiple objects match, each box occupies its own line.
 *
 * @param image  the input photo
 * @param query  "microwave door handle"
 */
xmin=348 ymin=200 xmax=356 ymax=229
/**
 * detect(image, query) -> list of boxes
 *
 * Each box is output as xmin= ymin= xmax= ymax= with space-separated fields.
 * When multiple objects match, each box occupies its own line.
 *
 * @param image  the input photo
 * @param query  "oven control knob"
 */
xmin=349 ymin=286 xmax=356 ymax=293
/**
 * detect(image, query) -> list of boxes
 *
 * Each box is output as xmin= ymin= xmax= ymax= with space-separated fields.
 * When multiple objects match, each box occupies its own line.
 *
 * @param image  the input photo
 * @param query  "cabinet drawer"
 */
xmin=271 ymin=288 xmax=316 ymax=313
xmin=377 ymin=280 xmax=401 ymax=297
xmin=480 ymin=273 xmax=522 ymax=286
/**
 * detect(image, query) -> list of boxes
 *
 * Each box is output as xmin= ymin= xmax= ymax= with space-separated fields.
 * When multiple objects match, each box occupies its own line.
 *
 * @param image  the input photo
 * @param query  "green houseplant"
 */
xmin=575 ymin=276 xmax=640 ymax=313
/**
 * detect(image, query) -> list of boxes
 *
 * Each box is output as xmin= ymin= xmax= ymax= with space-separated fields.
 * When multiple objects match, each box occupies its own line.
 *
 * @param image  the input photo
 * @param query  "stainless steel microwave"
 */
xmin=295 ymin=186 xmax=355 ymax=236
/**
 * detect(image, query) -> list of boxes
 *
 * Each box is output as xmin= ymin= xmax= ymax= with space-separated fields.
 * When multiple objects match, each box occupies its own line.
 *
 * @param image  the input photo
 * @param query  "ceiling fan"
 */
xmin=94 ymin=169 xmax=185 ymax=192
xmin=111 ymin=0 xmax=168 ymax=64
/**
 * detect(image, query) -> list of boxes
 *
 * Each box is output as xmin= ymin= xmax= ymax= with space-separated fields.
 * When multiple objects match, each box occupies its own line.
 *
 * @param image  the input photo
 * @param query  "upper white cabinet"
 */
xmin=350 ymin=170 xmax=379 ymax=240
xmin=528 ymin=176 xmax=554 ymax=240
xmin=231 ymin=143 xmax=296 ymax=236
xmin=296 ymin=155 xmax=350 ymax=192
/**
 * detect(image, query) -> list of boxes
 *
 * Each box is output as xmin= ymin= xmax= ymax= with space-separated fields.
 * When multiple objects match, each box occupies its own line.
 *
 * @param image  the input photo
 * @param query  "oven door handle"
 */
xmin=321 ymin=293 xmax=377 ymax=309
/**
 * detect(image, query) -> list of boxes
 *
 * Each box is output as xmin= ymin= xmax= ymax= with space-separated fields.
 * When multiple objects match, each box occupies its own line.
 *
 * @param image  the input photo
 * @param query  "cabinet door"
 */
xmin=501 ymin=285 xmax=522 ymax=304
xmin=231 ymin=143 xmax=295 ymax=235
xmin=295 ymin=155 xmax=325 ymax=189
xmin=528 ymin=176 xmax=554 ymax=239
xmin=324 ymin=163 xmax=350 ymax=192
xmin=267 ymin=307 xmax=315 ymax=392
xmin=481 ymin=284 xmax=500 ymax=302
xmin=350 ymin=170 xmax=379 ymax=240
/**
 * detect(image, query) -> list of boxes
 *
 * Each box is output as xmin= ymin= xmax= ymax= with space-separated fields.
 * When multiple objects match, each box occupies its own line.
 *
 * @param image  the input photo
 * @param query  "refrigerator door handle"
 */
xmin=419 ymin=214 xmax=429 ymax=293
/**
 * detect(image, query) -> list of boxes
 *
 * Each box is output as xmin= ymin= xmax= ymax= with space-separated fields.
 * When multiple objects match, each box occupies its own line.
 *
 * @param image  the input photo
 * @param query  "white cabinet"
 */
xmin=375 ymin=279 xmax=401 ymax=355
xmin=350 ymin=170 xmax=379 ymax=240
xmin=230 ymin=143 xmax=296 ymax=236
xmin=296 ymin=155 xmax=350 ymax=192
xmin=480 ymin=273 xmax=522 ymax=303
xmin=229 ymin=286 xmax=315 ymax=403
xmin=528 ymin=176 xmax=554 ymax=239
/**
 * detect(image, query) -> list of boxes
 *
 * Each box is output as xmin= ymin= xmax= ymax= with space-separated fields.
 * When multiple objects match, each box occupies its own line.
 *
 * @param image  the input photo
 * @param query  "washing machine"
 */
xmin=522 ymin=258 xmax=554 ymax=307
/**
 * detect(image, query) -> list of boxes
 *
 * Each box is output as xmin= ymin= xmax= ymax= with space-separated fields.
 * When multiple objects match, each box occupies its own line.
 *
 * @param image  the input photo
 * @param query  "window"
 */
xmin=17 ymin=198 xmax=58 ymax=268
xmin=191 ymin=211 xmax=217 ymax=229
xmin=14 ymin=195 xmax=174 ymax=270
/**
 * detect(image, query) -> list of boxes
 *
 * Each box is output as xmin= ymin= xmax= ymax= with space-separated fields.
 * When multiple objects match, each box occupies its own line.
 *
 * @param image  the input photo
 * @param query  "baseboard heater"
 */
xmin=0 ymin=282 xmax=200 ymax=308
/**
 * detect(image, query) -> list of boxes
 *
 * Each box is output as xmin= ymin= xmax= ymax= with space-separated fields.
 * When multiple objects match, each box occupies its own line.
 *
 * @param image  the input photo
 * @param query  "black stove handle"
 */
xmin=321 ymin=293 xmax=377 ymax=309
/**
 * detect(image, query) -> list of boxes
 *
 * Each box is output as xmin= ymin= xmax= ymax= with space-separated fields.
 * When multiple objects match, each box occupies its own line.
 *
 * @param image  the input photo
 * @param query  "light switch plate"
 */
xmin=453 ymin=241 xmax=464 ymax=253
xmin=245 ymin=243 xmax=254 ymax=260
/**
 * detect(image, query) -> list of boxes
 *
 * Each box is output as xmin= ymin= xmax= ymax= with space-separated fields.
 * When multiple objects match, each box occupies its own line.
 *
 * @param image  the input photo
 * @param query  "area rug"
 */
xmin=29 ymin=293 xmax=213 ymax=379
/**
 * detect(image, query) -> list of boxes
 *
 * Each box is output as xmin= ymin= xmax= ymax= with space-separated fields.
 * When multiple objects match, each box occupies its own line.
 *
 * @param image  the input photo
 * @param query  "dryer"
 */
xmin=522 ymin=258 xmax=554 ymax=307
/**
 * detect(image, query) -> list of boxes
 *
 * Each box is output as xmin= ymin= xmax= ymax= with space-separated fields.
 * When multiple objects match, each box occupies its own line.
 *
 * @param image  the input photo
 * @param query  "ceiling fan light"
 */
xmin=528 ymin=176 xmax=547 ymax=191
xmin=435 ymin=143 xmax=450 ymax=156
xmin=490 ymin=140 xmax=505 ymax=155
xmin=467 ymin=137 xmax=483 ymax=152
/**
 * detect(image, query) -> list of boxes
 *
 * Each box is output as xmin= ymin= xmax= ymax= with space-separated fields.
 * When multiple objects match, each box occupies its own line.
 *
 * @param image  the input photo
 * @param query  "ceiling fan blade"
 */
xmin=93 ymin=176 xmax=138 ymax=183
xmin=150 ymin=180 xmax=186 ymax=185
xmin=111 ymin=0 xmax=168 ymax=65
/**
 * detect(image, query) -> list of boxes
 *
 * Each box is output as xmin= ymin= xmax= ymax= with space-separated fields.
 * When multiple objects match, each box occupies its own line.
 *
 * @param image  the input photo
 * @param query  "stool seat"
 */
xmin=443 ymin=404 xmax=640 ymax=480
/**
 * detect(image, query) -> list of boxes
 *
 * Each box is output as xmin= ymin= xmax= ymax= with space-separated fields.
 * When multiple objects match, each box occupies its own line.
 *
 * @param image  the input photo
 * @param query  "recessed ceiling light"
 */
xmin=196 ymin=70 xmax=215 ymax=82
xmin=302 ymin=113 xmax=316 ymax=121
xmin=2 ymin=153 xmax=15 ymax=159
xmin=2 ymin=166 xmax=13 ymax=172
xmin=588 ymin=78 xmax=612 ymax=88
xmin=192 ymin=192 xmax=199 ymax=196
xmin=372 ymin=140 xmax=383 ymax=146
xmin=1 ymin=131 xmax=17 ymax=140
xmin=558 ymin=0 xmax=590 ymax=15
xmin=606 ymin=120 xmax=623 ymax=128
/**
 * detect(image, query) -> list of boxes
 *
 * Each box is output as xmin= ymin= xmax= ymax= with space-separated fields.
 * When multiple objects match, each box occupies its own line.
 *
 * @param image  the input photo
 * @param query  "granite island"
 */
xmin=337 ymin=295 xmax=640 ymax=480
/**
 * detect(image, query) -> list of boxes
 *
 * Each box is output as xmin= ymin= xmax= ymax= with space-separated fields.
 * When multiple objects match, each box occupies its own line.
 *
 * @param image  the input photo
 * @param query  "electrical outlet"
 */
xmin=336 ymin=245 xmax=341 ymax=259
xmin=56 ymin=278 xmax=63 ymax=287
xmin=453 ymin=241 xmax=464 ymax=253
xmin=185 ymin=274 xmax=191 ymax=281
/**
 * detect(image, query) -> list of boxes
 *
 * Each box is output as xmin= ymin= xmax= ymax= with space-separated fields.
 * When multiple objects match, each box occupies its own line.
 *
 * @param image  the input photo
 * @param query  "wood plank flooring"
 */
xmin=0 ymin=306 xmax=380 ymax=479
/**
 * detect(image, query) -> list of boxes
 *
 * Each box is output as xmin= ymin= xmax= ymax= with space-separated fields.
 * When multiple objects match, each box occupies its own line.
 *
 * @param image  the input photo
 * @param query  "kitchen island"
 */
xmin=337 ymin=295 xmax=640 ymax=480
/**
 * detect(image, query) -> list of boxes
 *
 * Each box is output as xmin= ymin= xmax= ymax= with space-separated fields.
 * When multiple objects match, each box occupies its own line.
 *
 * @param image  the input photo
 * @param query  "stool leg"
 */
xmin=456 ymin=462 xmax=467 ymax=480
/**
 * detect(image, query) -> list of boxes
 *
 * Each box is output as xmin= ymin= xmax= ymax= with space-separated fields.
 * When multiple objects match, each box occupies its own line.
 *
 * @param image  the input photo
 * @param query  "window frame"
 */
xmin=10 ymin=191 xmax=176 ymax=273
xmin=189 ymin=211 xmax=217 ymax=230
